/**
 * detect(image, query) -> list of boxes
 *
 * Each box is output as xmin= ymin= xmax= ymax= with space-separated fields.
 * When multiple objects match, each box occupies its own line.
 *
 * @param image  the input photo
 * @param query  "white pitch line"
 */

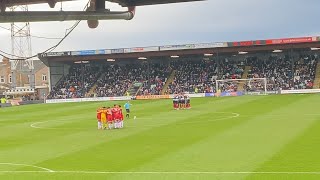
xmin=127 ymin=113 xmax=240 ymax=128
xmin=31 ymin=112 xmax=320 ymax=130
xmin=30 ymin=121 xmax=84 ymax=130
xmin=0 ymin=170 xmax=320 ymax=174
xmin=29 ymin=112 xmax=240 ymax=130
xmin=30 ymin=121 xmax=51 ymax=129
xmin=238 ymin=114 xmax=320 ymax=117
xmin=0 ymin=163 xmax=54 ymax=172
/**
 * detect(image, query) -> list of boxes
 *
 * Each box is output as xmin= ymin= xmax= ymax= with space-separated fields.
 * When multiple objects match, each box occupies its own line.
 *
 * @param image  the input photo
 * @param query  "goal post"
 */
xmin=215 ymin=78 xmax=267 ymax=95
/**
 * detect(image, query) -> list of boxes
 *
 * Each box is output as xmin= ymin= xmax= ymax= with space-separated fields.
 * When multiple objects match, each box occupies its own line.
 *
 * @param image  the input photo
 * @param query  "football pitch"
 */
xmin=1 ymin=94 xmax=320 ymax=180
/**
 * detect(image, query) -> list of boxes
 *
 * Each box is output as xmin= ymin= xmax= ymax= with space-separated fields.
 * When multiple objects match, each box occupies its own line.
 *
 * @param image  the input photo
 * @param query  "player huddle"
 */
xmin=96 ymin=105 xmax=124 ymax=130
xmin=173 ymin=94 xmax=191 ymax=110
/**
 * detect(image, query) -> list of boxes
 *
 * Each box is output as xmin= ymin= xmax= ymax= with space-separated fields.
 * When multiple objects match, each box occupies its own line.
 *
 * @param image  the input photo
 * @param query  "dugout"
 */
xmin=38 ymin=36 xmax=320 ymax=91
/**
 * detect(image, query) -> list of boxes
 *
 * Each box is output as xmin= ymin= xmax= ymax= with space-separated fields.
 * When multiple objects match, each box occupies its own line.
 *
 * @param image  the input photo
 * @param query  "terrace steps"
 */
xmin=161 ymin=70 xmax=176 ymax=95
xmin=88 ymin=84 xmax=98 ymax=95
xmin=313 ymin=61 xmax=320 ymax=89
xmin=87 ymin=72 xmax=105 ymax=97
xmin=128 ymin=81 xmax=143 ymax=96
xmin=238 ymin=66 xmax=251 ymax=91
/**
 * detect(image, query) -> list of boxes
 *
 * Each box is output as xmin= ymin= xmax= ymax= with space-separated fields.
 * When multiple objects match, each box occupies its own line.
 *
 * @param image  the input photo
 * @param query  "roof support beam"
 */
xmin=0 ymin=10 xmax=134 ymax=22
xmin=47 ymin=0 xmax=57 ymax=8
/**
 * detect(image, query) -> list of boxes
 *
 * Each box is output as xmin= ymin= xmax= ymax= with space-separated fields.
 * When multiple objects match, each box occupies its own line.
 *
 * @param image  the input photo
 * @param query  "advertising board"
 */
xmin=136 ymin=95 xmax=170 ymax=100
xmin=159 ymin=44 xmax=195 ymax=51
xmin=266 ymin=37 xmax=313 ymax=45
xmin=46 ymin=96 xmax=130 ymax=104
xmin=280 ymin=89 xmax=320 ymax=94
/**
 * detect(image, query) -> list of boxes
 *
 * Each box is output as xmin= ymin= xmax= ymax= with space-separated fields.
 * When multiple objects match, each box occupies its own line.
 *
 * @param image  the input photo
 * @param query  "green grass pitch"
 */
xmin=1 ymin=94 xmax=320 ymax=180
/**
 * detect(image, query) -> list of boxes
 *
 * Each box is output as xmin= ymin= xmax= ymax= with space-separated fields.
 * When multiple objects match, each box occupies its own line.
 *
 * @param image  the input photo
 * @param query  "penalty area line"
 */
xmin=1 ymin=171 xmax=320 ymax=174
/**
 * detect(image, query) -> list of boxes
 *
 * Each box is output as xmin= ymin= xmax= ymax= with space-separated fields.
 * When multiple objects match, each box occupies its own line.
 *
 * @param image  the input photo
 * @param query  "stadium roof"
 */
xmin=39 ymin=36 xmax=320 ymax=64
xmin=3 ymin=0 xmax=203 ymax=8
xmin=107 ymin=0 xmax=204 ymax=7
xmin=1 ymin=0 xmax=203 ymax=28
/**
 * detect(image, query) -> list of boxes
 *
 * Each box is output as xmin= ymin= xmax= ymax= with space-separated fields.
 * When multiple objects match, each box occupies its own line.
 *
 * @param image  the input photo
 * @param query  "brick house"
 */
xmin=0 ymin=57 xmax=49 ymax=89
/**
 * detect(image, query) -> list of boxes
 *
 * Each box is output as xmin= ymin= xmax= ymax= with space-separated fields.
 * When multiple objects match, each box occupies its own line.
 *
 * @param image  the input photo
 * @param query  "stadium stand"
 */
xmin=216 ymin=59 xmax=245 ymax=93
xmin=313 ymin=61 xmax=320 ymax=89
xmin=136 ymin=63 xmax=171 ymax=96
xmin=167 ymin=60 xmax=217 ymax=94
xmin=47 ymin=53 xmax=319 ymax=99
xmin=246 ymin=55 xmax=293 ymax=91
xmin=293 ymin=55 xmax=317 ymax=89
xmin=246 ymin=54 xmax=318 ymax=91
xmin=95 ymin=64 xmax=140 ymax=97
xmin=94 ymin=63 xmax=171 ymax=97
xmin=48 ymin=65 xmax=100 ymax=99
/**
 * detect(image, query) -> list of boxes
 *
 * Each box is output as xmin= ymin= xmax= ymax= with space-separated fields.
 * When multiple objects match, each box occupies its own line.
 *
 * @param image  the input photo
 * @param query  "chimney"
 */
xmin=2 ymin=58 xmax=9 ymax=64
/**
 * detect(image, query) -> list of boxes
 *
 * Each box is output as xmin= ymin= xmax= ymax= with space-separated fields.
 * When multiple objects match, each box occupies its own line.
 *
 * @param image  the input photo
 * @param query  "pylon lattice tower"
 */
xmin=10 ymin=5 xmax=34 ymax=89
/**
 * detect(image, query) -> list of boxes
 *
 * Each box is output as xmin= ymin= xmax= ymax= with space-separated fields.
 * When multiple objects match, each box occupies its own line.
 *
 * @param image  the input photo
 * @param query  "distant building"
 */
xmin=0 ymin=58 xmax=49 ymax=97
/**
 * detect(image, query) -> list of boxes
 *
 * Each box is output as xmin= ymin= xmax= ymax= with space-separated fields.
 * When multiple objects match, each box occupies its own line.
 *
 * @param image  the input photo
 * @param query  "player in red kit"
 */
xmin=119 ymin=105 xmax=124 ymax=128
xmin=173 ymin=95 xmax=179 ymax=110
xmin=107 ymin=107 xmax=113 ymax=129
xmin=186 ymin=95 xmax=191 ymax=109
xmin=111 ymin=105 xmax=117 ymax=119
xmin=112 ymin=105 xmax=120 ymax=129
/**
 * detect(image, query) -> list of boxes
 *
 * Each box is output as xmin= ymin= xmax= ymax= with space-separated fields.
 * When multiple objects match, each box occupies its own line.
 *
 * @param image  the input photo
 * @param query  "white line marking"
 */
xmin=30 ymin=112 xmax=240 ymax=130
xmin=233 ymin=113 xmax=320 ymax=117
xmin=29 ymin=116 xmax=92 ymax=130
xmin=30 ymin=121 xmax=52 ymax=129
xmin=0 ymin=163 xmax=54 ymax=172
xmin=0 ymin=170 xmax=320 ymax=174
xmin=128 ymin=112 xmax=240 ymax=128
xmin=30 ymin=121 xmax=84 ymax=130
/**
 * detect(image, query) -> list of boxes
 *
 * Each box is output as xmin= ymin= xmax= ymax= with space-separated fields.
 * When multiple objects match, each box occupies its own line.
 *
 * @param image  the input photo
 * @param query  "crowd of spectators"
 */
xmin=48 ymin=65 xmax=100 ymax=99
xmin=247 ymin=56 xmax=293 ymax=91
xmin=96 ymin=63 xmax=171 ymax=97
xmin=95 ymin=64 xmax=144 ymax=97
xmin=246 ymin=54 xmax=317 ymax=91
xmin=137 ymin=64 xmax=171 ymax=95
xmin=167 ymin=60 xmax=217 ymax=94
xmin=293 ymin=55 xmax=317 ymax=89
xmin=220 ymin=59 xmax=244 ymax=80
xmin=48 ymin=53 xmax=319 ymax=99
xmin=216 ymin=59 xmax=245 ymax=92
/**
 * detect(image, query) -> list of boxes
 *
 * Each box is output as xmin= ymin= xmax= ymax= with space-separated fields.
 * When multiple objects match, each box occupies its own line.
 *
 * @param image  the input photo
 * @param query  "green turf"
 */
xmin=0 ymin=94 xmax=320 ymax=180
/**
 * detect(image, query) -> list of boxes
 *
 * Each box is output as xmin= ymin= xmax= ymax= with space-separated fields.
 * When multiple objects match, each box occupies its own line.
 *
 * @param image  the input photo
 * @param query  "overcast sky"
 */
xmin=0 ymin=0 xmax=320 ymax=56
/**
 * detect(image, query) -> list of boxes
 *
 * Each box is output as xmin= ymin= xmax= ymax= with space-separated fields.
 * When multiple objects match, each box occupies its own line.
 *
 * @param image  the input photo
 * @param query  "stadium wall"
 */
xmin=45 ymin=94 xmax=206 ymax=103
xmin=45 ymin=89 xmax=320 ymax=104
xmin=46 ymin=96 xmax=132 ymax=103
xmin=49 ymin=62 xmax=70 ymax=90
xmin=280 ymin=89 xmax=320 ymax=94
xmin=0 ymin=103 xmax=12 ymax=108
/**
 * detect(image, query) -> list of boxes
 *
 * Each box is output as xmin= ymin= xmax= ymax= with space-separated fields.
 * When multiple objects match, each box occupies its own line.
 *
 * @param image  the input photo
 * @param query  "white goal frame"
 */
xmin=215 ymin=78 xmax=267 ymax=95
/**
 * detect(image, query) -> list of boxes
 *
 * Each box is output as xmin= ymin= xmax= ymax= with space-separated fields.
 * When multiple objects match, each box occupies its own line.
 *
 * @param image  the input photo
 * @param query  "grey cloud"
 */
xmin=0 ymin=0 xmax=320 ymax=55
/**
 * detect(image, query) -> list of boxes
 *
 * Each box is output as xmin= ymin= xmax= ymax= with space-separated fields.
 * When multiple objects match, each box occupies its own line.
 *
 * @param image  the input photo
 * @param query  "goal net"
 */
xmin=215 ymin=78 xmax=267 ymax=95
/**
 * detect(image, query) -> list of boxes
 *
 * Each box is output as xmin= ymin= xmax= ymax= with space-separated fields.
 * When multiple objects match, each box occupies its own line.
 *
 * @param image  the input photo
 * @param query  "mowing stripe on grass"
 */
xmin=0 ymin=170 xmax=320 ymax=174
xmin=29 ymin=112 xmax=240 ymax=129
